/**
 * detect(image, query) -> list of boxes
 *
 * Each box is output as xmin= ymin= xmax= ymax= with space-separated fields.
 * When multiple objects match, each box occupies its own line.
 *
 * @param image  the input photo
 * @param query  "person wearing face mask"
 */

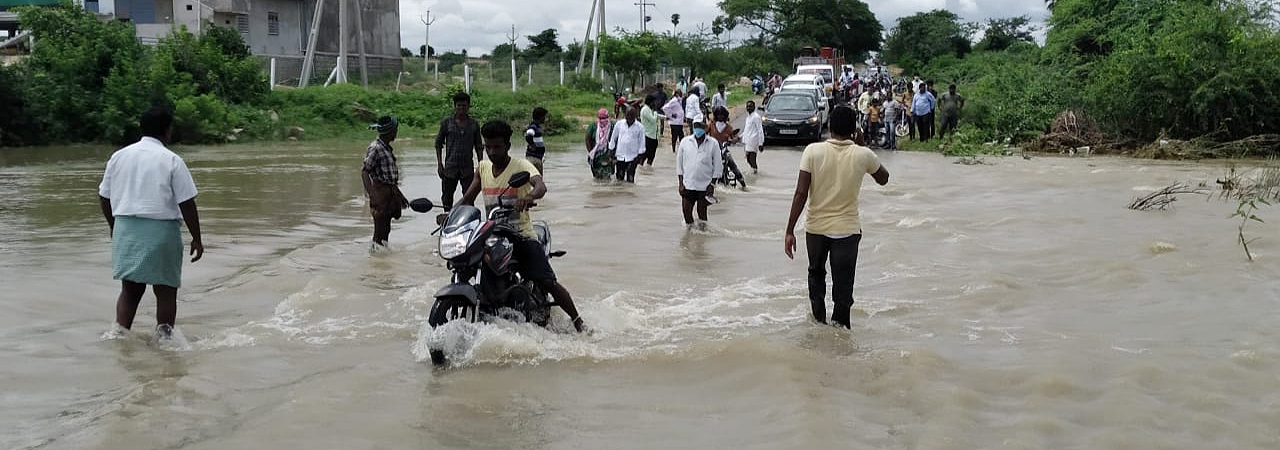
xmin=676 ymin=121 xmax=722 ymax=228
xmin=706 ymin=106 xmax=746 ymax=188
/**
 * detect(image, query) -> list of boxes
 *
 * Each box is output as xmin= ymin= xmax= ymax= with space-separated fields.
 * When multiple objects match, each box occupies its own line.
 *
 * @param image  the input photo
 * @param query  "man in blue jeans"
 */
xmin=783 ymin=107 xmax=890 ymax=328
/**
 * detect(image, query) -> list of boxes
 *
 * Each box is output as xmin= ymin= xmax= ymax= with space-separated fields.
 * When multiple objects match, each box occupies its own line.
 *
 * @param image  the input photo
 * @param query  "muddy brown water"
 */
xmin=1 ymin=139 xmax=1278 ymax=449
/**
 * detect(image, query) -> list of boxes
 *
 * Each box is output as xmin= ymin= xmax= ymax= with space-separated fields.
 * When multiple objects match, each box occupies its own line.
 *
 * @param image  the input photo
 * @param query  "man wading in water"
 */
xmin=435 ymin=92 xmax=484 ymax=211
xmin=784 ymin=106 xmax=890 ymax=328
xmin=459 ymin=120 xmax=587 ymax=333
xmin=98 ymin=105 xmax=204 ymax=338
xmin=362 ymin=116 xmax=409 ymax=251
xmin=676 ymin=121 xmax=722 ymax=228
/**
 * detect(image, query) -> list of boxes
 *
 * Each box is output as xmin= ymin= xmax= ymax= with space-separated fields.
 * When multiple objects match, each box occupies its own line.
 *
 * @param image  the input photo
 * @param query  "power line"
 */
xmin=634 ymin=1 xmax=655 ymax=32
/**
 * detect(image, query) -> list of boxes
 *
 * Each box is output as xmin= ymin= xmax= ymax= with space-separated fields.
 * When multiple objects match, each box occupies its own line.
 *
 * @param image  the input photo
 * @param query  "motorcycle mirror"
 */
xmin=435 ymin=213 xmax=448 ymax=226
xmin=508 ymin=171 xmax=531 ymax=188
xmin=409 ymin=198 xmax=434 ymax=213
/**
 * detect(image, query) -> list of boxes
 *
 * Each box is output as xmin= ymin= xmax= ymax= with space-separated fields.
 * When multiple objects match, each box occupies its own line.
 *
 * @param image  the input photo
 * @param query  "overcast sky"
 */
xmin=398 ymin=0 xmax=1052 ymax=56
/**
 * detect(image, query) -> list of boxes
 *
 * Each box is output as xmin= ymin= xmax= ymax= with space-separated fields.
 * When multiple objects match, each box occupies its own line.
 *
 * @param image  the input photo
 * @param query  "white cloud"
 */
xmin=396 ymin=0 xmax=1052 ymax=56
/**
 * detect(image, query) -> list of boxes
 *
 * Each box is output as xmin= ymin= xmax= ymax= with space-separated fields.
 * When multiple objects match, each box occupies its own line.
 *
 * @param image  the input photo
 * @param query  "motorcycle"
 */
xmin=751 ymin=76 xmax=764 ymax=95
xmin=408 ymin=171 xmax=566 ymax=366
xmin=716 ymin=140 xmax=747 ymax=189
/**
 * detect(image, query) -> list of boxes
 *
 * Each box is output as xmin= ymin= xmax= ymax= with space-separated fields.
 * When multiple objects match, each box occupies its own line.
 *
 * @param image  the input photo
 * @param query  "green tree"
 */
xmin=671 ymin=13 xmax=680 ymax=31
xmin=598 ymin=30 xmax=664 ymax=91
xmin=882 ymin=10 xmax=973 ymax=74
xmin=525 ymin=28 xmax=563 ymax=62
xmin=419 ymin=45 xmax=436 ymax=57
xmin=975 ymin=16 xmax=1037 ymax=52
xmin=491 ymin=42 xmax=519 ymax=61
xmin=715 ymin=0 xmax=882 ymax=59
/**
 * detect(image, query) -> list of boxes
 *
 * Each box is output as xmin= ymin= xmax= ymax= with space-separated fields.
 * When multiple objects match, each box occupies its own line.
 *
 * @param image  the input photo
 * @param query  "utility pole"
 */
xmin=420 ymin=10 xmax=435 ymax=75
xmin=577 ymin=0 xmax=599 ymax=73
xmin=507 ymin=24 xmax=518 ymax=92
xmin=592 ymin=0 xmax=605 ymax=78
xmin=634 ymin=0 xmax=654 ymax=33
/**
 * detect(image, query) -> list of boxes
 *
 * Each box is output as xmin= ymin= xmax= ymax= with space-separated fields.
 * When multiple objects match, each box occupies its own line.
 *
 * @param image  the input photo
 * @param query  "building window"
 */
xmin=236 ymin=15 xmax=249 ymax=35
xmin=268 ymin=12 xmax=279 ymax=36
xmin=185 ymin=4 xmax=192 ymax=10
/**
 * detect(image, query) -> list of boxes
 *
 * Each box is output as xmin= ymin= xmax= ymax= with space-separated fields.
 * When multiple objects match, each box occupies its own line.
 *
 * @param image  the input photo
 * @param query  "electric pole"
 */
xmin=507 ymin=24 xmax=518 ymax=92
xmin=634 ymin=1 xmax=654 ymax=33
xmin=420 ymin=10 xmax=435 ymax=74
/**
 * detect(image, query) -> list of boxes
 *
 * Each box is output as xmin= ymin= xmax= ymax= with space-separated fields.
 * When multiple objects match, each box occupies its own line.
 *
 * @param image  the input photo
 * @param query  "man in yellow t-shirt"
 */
xmin=784 ymin=106 xmax=890 ymax=329
xmin=459 ymin=121 xmax=586 ymax=333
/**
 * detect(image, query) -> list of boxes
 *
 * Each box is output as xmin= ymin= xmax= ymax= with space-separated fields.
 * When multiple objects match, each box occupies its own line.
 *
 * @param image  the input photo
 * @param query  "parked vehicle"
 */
xmin=779 ymin=84 xmax=828 ymax=124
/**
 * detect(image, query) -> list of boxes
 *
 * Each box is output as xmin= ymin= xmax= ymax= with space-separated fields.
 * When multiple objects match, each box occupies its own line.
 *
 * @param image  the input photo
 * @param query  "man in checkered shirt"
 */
xmin=362 ymin=116 xmax=408 ymax=251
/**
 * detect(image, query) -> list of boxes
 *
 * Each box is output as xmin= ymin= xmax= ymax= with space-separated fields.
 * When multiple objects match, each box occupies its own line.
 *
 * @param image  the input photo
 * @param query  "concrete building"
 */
xmin=110 ymin=0 xmax=401 ymax=83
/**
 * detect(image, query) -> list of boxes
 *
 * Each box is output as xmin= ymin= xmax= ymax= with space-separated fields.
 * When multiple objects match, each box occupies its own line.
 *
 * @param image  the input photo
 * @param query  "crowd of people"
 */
xmin=96 ymin=72 xmax=897 ymax=340
xmin=830 ymin=69 xmax=966 ymax=150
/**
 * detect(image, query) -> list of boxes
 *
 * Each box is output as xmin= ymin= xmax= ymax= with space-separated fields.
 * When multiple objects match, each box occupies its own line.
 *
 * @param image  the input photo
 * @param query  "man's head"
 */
xmin=746 ymin=100 xmax=756 ymax=114
xmin=844 ymin=67 xmax=851 ymax=73
xmin=829 ymin=106 xmax=856 ymax=140
xmin=452 ymin=92 xmax=471 ymax=117
xmin=948 ymin=84 xmax=957 ymax=94
xmin=625 ymin=105 xmax=639 ymax=124
xmin=140 ymin=104 xmax=174 ymax=142
xmin=713 ymin=106 xmax=729 ymax=123
xmin=480 ymin=120 xmax=513 ymax=163
xmin=691 ymin=121 xmax=707 ymax=141
xmin=370 ymin=115 xmax=399 ymax=142
xmin=532 ymin=106 xmax=548 ymax=123
xmin=717 ymin=84 xmax=725 ymax=93
xmin=918 ymin=84 xmax=927 ymax=94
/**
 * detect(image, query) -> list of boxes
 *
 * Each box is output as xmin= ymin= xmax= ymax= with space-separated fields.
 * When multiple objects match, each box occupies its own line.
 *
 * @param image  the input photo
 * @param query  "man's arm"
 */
xmin=179 ymin=198 xmax=203 ymax=262
xmin=525 ymin=128 xmax=536 ymax=149
xmin=784 ymin=170 xmax=812 ymax=259
xmin=871 ymin=164 xmax=890 ymax=186
xmin=99 ymin=196 xmax=114 ymax=234
xmin=435 ymin=120 xmax=447 ymax=175
xmin=472 ymin=123 xmax=484 ymax=162
xmin=458 ymin=169 xmax=482 ymax=206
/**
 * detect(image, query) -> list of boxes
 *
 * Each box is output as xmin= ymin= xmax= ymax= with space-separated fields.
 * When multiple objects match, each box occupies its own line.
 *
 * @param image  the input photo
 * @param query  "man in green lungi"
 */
xmin=98 ymin=105 xmax=204 ymax=338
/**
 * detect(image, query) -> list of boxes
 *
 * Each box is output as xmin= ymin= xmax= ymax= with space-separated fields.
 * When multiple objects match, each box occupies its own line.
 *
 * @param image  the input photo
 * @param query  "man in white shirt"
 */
xmin=711 ymin=84 xmax=728 ymax=111
xmin=684 ymin=89 xmax=704 ymax=127
xmin=676 ymin=121 xmax=722 ymax=227
xmin=741 ymin=100 xmax=765 ymax=173
xmin=98 ymin=105 xmax=204 ymax=338
xmin=609 ymin=106 xmax=645 ymax=183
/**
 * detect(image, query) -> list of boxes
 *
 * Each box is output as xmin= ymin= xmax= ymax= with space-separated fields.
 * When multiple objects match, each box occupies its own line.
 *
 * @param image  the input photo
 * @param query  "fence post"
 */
xmin=464 ymin=64 xmax=471 ymax=93
xmin=560 ymin=61 xmax=564 ymax=85
xmin=528 ymin=64 xmax=532 ymax=85
xmin=434 ymin=61 xmax=438 ymax=81
xmin=510 ymin=59 xmax=517 ymax=92
xmin=269 ymin=57 xmax=276 ymax=90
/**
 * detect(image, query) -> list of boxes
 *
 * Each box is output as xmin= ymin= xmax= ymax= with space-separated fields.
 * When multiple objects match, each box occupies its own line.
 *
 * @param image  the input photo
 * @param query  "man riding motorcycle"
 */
xmin=457 ymin=120 xmax=586 ymax=332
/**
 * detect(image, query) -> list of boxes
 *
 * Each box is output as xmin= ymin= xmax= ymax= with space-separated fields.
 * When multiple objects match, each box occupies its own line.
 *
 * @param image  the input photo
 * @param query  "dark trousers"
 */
xmin=907 ymin=115 xmax=917 ymax=140
xmin=939 ymin=113 xmax=959 ymax=138
xmin=441 ymin=173 xmax=472 ymax=210
xmin=920 ymin=112 xmax=936 ymax=141
xmin=615 ymin=159 xmax=637 ymax=182
xmin=373 ymin=213 xmax=393 ymax=244
xmin=806 ymin=233 xmax=862 ymax=328
xmin=643 ymin=137 xmax=659 ymax=165
xmin=669 ymin=125 xmax=685 ymax=150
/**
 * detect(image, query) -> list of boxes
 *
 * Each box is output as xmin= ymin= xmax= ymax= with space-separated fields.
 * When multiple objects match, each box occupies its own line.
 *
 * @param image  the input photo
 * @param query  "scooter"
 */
xmin=716 ymin=141 xmax=747 ymax=189
xmin=408 ymin=171 xmax=565 ymax=366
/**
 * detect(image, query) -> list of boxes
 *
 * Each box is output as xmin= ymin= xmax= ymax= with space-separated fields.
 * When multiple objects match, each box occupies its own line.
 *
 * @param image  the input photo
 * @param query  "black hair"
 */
xmin=532 ymin=106 xmax=548 ymax=121
xmin=746 ymin=100 xmax=756 ymax=106
xmin=948 ymin=84 xmax=957 ymax=90
xmin=713 ymin=106 xmax=729 ymax=121
xmin=140 ymin=104 xmax=174 ymax=138
xmin=480 ymin=120 xmax=513 ymax=144
xmin=452 ymin=91 xmax=471 ymax=104
xmin=829 ymin=106 xmax=856 ymax=137
xmin=717 ymin=84 xmax=725 ymax=90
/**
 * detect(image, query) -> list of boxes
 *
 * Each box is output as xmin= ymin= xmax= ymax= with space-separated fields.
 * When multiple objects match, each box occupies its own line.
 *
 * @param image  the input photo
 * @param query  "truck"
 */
xmin=792 ymin=46 xmax=845 ymax=100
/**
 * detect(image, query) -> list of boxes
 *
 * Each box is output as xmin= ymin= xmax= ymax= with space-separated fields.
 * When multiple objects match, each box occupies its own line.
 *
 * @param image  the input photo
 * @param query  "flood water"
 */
xmin=2 ymin=138 xmax=1278 ymax=449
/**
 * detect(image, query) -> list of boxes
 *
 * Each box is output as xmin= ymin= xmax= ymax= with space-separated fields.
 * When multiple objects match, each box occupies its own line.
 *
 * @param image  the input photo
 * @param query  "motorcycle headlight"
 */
xmin=438 ymin=231 xmax=471 ymax=259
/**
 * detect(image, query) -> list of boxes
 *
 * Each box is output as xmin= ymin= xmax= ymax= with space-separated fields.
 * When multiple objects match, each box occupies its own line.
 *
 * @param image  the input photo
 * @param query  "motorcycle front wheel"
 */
xmin=427 ymin=296 xmax=477 ymax=365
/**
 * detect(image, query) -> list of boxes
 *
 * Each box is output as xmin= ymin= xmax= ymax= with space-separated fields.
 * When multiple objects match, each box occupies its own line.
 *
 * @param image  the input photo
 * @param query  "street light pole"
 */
xmin=420 ymin=11 xmax=435 ymax=74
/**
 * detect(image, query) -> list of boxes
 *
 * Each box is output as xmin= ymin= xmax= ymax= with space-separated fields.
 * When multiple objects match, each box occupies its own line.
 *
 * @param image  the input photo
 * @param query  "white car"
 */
xmin=783 ymin=74 xmax=830 ymax=107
